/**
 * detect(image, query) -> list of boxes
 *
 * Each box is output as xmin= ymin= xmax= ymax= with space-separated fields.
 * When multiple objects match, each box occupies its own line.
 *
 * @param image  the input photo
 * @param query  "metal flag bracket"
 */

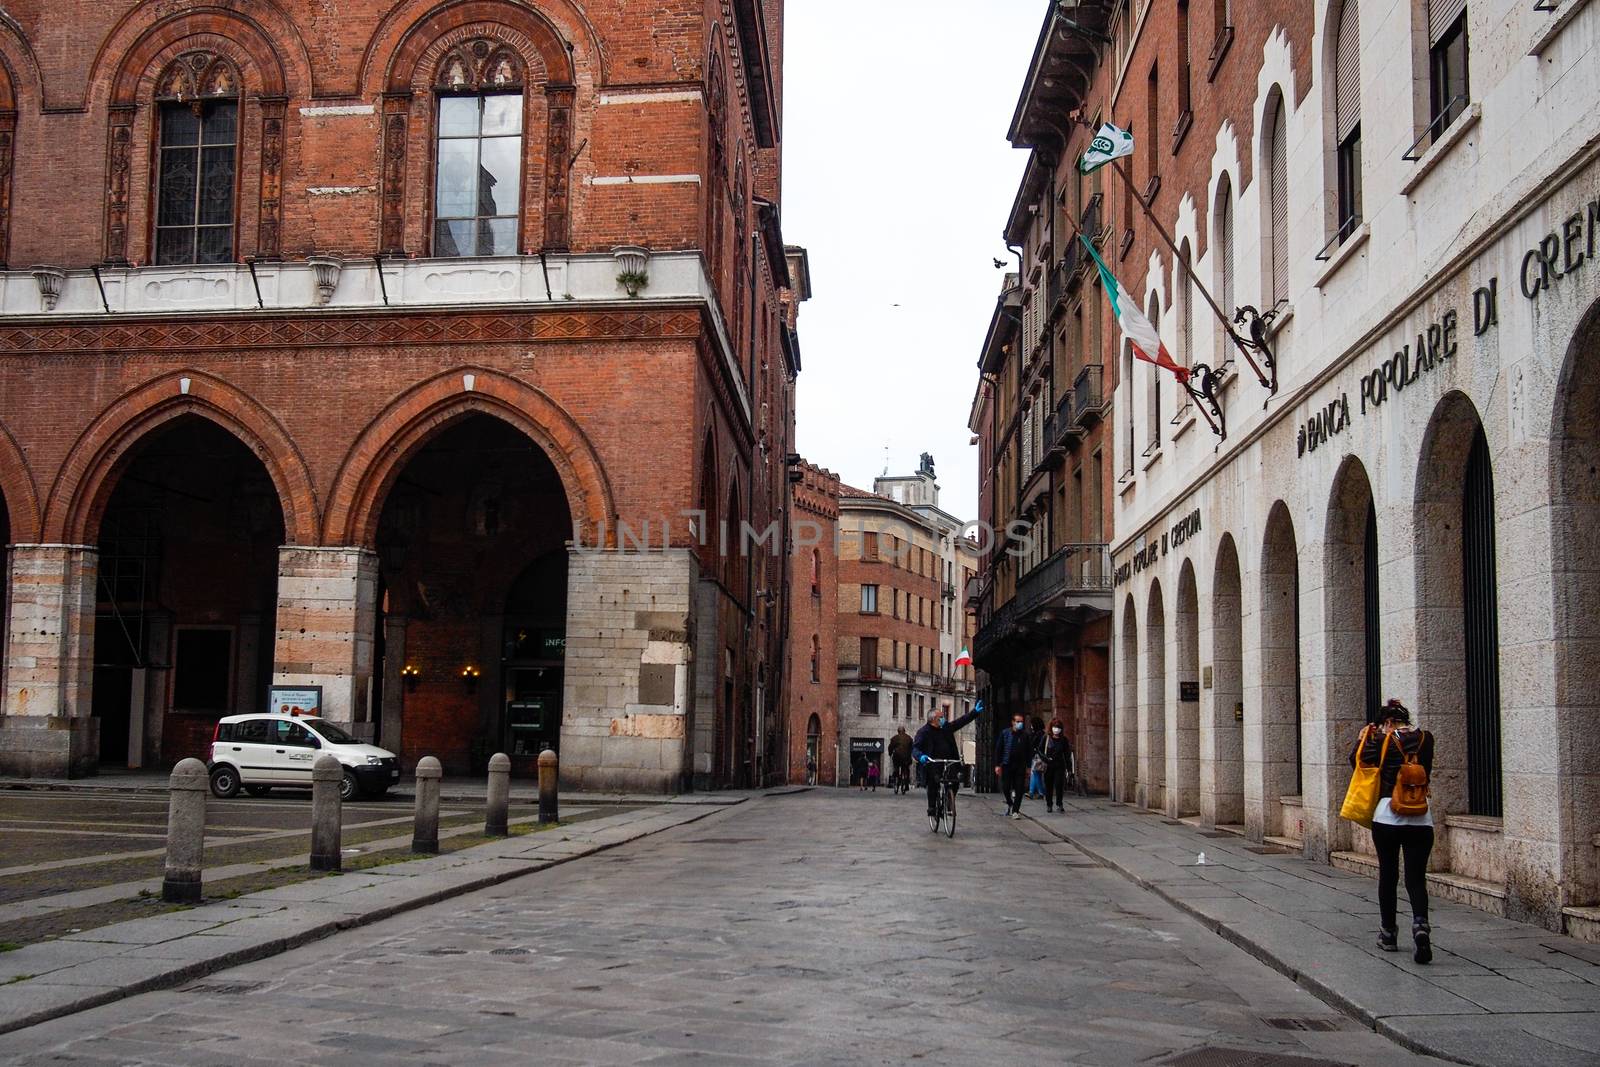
xmin=1229 ymin=302 xmax=1285 ymax=397
xmin=1182 ymin=367 xmax=1227 ymax=442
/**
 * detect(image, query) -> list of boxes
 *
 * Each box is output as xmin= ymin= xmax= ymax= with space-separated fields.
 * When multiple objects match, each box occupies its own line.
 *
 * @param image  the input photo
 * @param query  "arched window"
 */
xmin=1333 ymin=1 xmax=1363 ymax=242
xmin=432 ymin=39 xmax=527 ymax=256
xmin=1214 ymin=173 xmax=1235 ymax=353
xmin=1264 ymin=89 xmax=1289 ymax=308
xmin=1122 ymin=338 xmax=1136 ymax=476
xmin=1145 ymin=292 xmax=1162 ymax=450
xmin=810 ymin=634 xmax=820 ymax=683
xmin=810 ymin=548 xmax=821 ymax=595
xmin=153 ymin=52 xmax=241 ymax=264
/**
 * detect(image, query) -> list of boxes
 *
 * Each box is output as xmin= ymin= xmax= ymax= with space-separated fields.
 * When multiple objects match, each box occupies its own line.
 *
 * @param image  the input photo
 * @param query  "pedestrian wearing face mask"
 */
xmin=1038 ymin=719 xmax=1072 ymax=813
xmin=993 ymin=712 xmax=1035 ymax=819
xmin=912 ymin=701 xmax=986 ymax=820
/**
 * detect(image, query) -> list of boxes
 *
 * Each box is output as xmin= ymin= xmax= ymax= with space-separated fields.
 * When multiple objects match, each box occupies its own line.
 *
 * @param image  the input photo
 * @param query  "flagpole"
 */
xmin=1062 ymin=211 xmax=1224 ymax=441
xmin=1105 ymin=156 xmax=1273 ymax=393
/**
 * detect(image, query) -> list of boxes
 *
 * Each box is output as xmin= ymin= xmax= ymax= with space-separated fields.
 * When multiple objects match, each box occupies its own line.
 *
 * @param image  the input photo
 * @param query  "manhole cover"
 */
xmin=178 ymin=981 xmax=266 ymax=996
xmin=1161 ymin=1048 xmax=1353 ymax=1067
xmin=422 ymin=948 xmax=467 ymax=956
xmin=490 ymin=947 xmax=531 ymax=956
xmin=1263 ymin=1017 xmax=1344 ymax=1032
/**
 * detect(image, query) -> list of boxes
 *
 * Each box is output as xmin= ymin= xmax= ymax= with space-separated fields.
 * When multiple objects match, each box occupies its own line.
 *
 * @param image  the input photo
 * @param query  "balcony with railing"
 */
xmin=1080 ymin=193 xmax=1105 ymax=250
xmin=971 ymin=542 xmax=1113 ymax=663
xmin=1046 ymin=388 xmax=1079 ymax=453
xmin=1073 ymin=364 xmax=1105 ymax=428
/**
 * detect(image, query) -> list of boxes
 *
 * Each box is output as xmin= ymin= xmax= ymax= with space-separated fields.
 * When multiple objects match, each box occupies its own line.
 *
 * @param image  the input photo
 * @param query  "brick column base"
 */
xmin=2 ymin=545 xmax=100 ymax=778
xmin=273 ymin=547 xmax=378 ymax=728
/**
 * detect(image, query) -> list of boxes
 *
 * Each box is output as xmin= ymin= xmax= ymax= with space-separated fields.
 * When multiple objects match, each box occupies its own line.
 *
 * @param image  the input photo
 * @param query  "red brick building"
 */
xmin=781 ymin=460 xmax=838 ymax=784
xmin=0 ymin=0 xmax=806 ymax=791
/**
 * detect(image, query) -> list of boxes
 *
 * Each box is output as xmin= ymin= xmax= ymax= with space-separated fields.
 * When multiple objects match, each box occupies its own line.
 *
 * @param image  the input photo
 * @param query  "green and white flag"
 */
xmin=1078 ymin=122 xmax=1135 ymax=174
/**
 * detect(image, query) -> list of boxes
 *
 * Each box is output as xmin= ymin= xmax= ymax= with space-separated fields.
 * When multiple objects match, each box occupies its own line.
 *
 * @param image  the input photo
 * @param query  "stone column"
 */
xmin=0 ymin=545 xmax=99 ymax=777
xmin=273 ymin=547 xmax=378 ymax=728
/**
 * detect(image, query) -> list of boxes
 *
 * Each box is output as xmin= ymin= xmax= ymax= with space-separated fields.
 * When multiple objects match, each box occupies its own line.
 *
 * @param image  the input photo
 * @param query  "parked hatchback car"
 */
xmin=208 ymin=714 xmax=401 ymax=801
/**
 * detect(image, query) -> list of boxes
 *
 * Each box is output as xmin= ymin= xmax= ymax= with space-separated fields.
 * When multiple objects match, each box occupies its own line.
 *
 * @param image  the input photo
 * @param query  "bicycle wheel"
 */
xmin=943 ymin=786 xmax=957 ymax=837
xmin=928 ymin=802 xmax=942 ymax=833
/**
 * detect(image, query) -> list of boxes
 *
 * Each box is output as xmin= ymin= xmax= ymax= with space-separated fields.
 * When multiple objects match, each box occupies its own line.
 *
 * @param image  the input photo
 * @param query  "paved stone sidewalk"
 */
xmin=0 ymin=799 xmax=741 ymax=1036
xmin=1008 ymin=795 xmax=1600 ymax=1066
xmin=3 ymin=789 xmax=1449 ymax=1066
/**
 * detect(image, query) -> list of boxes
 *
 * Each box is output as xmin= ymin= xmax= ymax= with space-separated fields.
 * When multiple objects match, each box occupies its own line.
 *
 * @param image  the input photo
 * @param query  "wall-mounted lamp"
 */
xmin=461 ymin=665 xmax=481 ymax=692
xmin=401 ymin=664 xmax=420 ymax=692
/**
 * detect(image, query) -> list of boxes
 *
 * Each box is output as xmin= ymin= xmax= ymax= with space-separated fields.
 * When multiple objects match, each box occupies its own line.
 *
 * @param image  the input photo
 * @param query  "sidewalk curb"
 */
xmin=1015 ymin=804 xmax=1475 ymax=1067
xmin=0 ymin=779 xmax=742 ymax=805
xmin=0 ymin=798 xmax=742 ymax=1037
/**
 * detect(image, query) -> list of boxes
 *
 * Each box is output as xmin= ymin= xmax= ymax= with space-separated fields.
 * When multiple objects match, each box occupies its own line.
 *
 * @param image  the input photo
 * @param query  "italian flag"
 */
xmin=955 ymin=648 xmax=973 ymax=668
xmin=1082 ymin=235 xmax=1190 ymax=384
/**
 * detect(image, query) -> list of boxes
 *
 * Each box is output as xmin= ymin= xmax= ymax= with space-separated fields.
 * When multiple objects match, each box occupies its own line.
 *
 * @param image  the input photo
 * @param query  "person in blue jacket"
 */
xmin=994 ymin=710 xmax=1036 ymax=819
xmin=912 ymin=700 xmax=985 ymax=818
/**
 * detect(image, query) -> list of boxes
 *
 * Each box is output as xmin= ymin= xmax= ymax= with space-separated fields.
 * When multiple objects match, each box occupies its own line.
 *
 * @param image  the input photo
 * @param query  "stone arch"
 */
xmin=1209 ymin=533 xmax=1245 ymax=826
xmin=1415 ymin=390 xmax=1495 ymax=825
xmin=1143 ymin=579 xmax=1168 ymax=811
xmin=361 ymin=0 xmax=593 ymax=95
xmin=1549 ymin=296 xmax=1600 ymax=907
xmin=0 ymin=417 xmax=40 ymax=542
xmin=100 ymin=14 xmax=293 ymax=264
xmin=1320 ymin=455 xmax=1379 ymax=853
xmin=1258 ymin=500 xmax=1302 ymax=839
xmin=44 ymin=371 xmax=318 ymax=546
xmin=1173 ymin=558 xmax=1201 ymax=817
xmin=1118 ymin=595 xmax=1139 ymax=802
xmin=324 ymin=369 xmax=615 ymax=550
xmin=379 ymin=0 xmax=575 ymax=92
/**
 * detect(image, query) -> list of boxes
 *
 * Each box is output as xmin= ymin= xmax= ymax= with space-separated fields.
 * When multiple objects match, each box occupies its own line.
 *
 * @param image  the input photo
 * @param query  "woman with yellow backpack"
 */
xmin=1343 ymin=698 xmax=1436 ymax=964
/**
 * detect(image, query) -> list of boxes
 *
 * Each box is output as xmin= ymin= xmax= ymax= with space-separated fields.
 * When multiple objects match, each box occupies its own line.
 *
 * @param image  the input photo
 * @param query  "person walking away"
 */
xmin=1039 ymin=720 xmax=1072 ymax=813
xmin=994 ymin=712 xmax=1034 ymax=819
xmin=912 ymin=701 xmax=986 ymax=818
xmin=805 ymin=756 xmax=817 ymax=786
xmin=1028 ymin=753 xmax=1045 ymax=799
xmin=866 ymin=761 xmax=880 ymax=792
xmin=888 ymin=727 xmax=913 ymax=794
xmin=1349 ymin=698 xmax=1436 ymax=964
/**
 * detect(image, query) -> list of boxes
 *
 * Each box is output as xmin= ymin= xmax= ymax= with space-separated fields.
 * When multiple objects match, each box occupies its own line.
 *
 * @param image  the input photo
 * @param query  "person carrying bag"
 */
xmin=1345 ymin=699 xmax=1436 ymax=964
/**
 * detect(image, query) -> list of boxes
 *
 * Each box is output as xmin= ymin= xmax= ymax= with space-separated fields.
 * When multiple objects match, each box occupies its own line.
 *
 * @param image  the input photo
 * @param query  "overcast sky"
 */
xmin=782 ymin=0 xmax=1046 ymax=522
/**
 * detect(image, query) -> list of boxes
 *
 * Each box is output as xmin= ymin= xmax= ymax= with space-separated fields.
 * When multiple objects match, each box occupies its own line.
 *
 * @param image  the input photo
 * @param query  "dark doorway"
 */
xmin=95 ymin=417 xmax=284 ymax=766
xmin=374 ymin=415 xmax=571 ymax=774
xmin=1364 ymin=502 xmax=1382 ymax=723
xmin=1463 ymin=427 xmax=1502 ymax=816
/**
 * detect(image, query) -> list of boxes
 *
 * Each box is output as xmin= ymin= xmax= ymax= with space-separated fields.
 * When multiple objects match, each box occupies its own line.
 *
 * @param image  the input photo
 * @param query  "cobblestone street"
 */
xmin=2 ymin=790 xmax=1449 ymax=1065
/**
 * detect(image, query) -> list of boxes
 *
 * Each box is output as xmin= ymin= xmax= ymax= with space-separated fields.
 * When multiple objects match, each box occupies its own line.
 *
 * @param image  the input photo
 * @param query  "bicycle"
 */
xmin=892 ymin=763 xmax=911 ymax=795
xmin=923 ymin=758 xmax=963 ymax=838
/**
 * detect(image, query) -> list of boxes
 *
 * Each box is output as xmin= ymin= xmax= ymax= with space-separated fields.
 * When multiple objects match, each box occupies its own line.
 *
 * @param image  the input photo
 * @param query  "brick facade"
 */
xmin=0 ymin=0 xmax=805 ymax=791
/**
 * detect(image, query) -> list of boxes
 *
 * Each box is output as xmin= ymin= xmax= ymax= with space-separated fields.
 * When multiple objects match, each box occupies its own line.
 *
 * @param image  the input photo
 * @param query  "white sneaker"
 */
xmin=1010 ymin=811 xmax=1021 ymax=820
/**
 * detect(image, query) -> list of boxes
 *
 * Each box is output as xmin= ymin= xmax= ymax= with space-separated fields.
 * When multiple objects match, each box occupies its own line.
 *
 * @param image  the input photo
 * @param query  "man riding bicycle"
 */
xmin=888 ymin=726 xmax=913 ymax=793
xmin=911 ymin=700 xmax=986 ymax=818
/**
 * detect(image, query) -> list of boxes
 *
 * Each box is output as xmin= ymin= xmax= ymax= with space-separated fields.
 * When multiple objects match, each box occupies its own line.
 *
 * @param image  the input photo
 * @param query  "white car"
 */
xmin=207 ymin=713 xmax=401 ymax=801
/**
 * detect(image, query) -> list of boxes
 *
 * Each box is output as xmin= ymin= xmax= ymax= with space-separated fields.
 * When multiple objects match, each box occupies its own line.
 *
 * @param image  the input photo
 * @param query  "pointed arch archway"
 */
xmin=323 ymin=369 xmax=615 ymax=549
xmin=44 ymin=371 xmax=318 ymax=547
xmin=0 ymin=417 xmax=40 ymax=542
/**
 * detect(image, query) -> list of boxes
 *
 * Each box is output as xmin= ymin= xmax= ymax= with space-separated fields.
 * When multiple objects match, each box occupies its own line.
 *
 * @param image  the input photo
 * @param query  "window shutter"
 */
xmin=1428 ymin=0 xmax=1466 ymax=44
xmin=1334 ymin=0 xmax=1362 ymax=143
xmin=1269 ymin=100 xmax=1288 ymax=306
xmin=1217 ymin=180 xmax=1235 ymax=321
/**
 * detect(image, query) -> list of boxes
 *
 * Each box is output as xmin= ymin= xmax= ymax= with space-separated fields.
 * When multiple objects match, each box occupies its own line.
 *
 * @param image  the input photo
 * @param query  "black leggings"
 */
xmin=1043 ymin=763 xmax=1066 ymax=807
xmin=1371 ymin=822 xmax=1434 ymax=929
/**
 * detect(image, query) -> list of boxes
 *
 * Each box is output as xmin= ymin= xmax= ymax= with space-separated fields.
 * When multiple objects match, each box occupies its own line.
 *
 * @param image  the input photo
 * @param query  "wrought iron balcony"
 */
xmin=1047 ymin=389 xmax=1079 ymax=452
xmin=1081 ymin=193 xmax=1106 ymax=250
xmin=971 ymin=543 xmax=1113 ymax=663
xmin=1073 ymin=364 xmax=1105 ymax=428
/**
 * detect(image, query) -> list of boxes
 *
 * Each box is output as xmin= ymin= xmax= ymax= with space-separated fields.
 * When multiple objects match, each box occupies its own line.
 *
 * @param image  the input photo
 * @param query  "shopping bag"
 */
xmin=1338 ymin=726 xmax=1390 ymax=828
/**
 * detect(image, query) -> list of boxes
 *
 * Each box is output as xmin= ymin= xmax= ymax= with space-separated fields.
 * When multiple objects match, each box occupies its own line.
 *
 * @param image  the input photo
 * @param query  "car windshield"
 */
xmin=302 ymin=718 xmax=358 ymax=744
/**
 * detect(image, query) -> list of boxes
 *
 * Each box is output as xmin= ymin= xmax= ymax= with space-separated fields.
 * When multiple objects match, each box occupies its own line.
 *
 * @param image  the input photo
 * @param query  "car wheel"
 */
xmin=244 ymin=785 xmax=272 ymax=798
xmin=209 ymin=766 xmax=241 ymax=799
xmin=339 ymin=769 xmax=360 ymax=802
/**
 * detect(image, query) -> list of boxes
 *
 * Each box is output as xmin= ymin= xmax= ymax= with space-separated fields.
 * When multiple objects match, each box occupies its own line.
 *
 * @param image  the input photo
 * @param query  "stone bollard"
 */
xmin=485 ymin=752 xmax=511 ymax=837
xmin=310 ymin=754 xmax=343 ymax=872
xmin=413 ymin=756 xmax=442 ymax=854
xmin=538 ymin=747 xmax=559 ymax=824
xmin=162 ymin=758 xmax=208 ymax=904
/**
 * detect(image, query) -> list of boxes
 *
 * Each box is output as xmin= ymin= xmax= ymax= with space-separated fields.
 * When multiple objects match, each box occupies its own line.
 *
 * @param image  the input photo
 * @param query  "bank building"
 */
xmin=999 ymin=0 xmax=1600 ymax=938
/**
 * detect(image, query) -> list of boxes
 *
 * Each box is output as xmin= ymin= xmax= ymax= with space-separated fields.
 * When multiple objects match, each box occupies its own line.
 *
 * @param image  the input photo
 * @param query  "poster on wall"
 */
xmin=269 ymin=685 xmax=323 ymax=718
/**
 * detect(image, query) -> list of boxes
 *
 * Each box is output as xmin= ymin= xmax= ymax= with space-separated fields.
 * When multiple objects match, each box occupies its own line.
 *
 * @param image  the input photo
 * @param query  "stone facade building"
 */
xmin=1001 ymin=0 xmax=1600 ymax=937
xmin=0 ymin=0 xmax=806 ymax=793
